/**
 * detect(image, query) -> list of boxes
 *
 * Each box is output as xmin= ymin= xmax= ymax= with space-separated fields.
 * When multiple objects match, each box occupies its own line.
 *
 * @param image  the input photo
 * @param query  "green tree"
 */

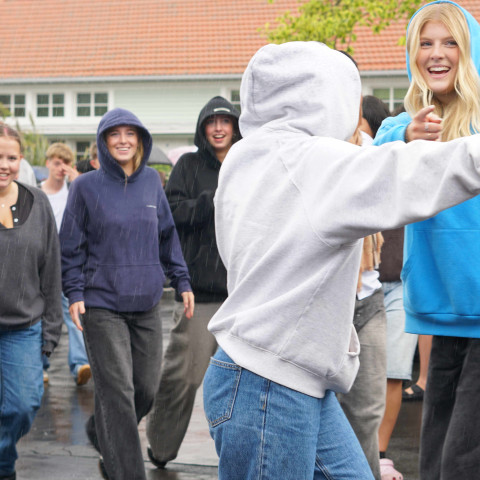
xmin=265 ymin=0 xmax=424 ymax=53
xmin=19 ymin=114 xmax=50 ymax=166
xmin=0 ymin=103 xmax=11 ymax=120
xmin=0 ymin=105 xmax=49 ymax=165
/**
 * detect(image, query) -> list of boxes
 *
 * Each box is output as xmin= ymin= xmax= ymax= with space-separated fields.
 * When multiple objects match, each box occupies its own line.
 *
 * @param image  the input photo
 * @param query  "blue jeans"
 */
xmin=62 ymin=294 xmax=89 ymax=378
xmin=204 ymin=348 xmax=374 ymax=480
xmin=0 ymin=322 xmax=44 ymax=476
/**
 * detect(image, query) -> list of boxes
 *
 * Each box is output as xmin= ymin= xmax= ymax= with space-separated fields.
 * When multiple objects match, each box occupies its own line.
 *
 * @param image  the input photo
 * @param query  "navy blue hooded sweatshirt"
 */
xmin=60 ymin=108 xmax=191 ymax=312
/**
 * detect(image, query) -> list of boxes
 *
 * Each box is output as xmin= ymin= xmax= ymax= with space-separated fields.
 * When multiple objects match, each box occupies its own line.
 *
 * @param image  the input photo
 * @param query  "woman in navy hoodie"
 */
xmin=60 ymin=108 xmax=194 ymax=480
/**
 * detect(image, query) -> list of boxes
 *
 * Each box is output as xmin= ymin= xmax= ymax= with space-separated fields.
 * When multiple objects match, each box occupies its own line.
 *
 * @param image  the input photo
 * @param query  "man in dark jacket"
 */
xmin=146 ymin=96 xmax=241 ymax=468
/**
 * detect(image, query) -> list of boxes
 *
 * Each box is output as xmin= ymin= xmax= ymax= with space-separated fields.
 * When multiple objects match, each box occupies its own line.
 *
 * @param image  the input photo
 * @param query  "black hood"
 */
xmin=96 ymin=108 xmax=153 ymax=182
xmin=193 ymin=96 xmax=241 ymax=170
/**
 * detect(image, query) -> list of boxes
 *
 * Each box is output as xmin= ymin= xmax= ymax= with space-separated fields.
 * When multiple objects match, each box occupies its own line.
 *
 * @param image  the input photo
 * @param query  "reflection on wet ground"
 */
xmin=17 ymin=293 xmax=423 ymax=479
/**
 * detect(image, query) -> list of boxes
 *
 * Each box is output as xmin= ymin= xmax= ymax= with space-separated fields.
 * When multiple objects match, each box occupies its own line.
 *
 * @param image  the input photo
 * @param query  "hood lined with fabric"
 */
xmin=193 ymin=96 xmax=241 ymax=170
xmin=96 ymin=108 xmax=153 ymax=183
xmin=405 ymin=0 xmax=480 ymax=81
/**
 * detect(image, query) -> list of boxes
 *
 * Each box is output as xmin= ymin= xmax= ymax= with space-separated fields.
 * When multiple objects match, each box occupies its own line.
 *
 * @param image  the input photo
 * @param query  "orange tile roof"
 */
xmin=353 ymin=0 xmax=480 ymax=72
xmin=0 ymin=0 xmax=479 ymax=79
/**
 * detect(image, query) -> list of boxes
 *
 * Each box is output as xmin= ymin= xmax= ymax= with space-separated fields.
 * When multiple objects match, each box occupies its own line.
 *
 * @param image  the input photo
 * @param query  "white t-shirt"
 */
xmin=42 ymin=181 xmax=69 ymax=231
xmin=18 ymin=159 xmax=37 ymax=187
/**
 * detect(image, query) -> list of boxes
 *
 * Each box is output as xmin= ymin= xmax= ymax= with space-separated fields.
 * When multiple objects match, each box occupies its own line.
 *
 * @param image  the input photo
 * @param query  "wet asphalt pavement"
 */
xmin=16 ymin=291 xmax=423 ymax=479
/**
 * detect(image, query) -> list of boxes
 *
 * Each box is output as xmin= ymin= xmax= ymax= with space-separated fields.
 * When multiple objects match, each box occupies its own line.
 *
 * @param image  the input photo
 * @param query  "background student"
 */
xmin=146 ymin=96 xmax=240 ymax=469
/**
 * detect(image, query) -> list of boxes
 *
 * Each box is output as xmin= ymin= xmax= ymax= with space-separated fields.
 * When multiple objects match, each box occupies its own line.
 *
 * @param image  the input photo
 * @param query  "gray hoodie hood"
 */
xmin=239 ymin=41 xmax=361 ymax=141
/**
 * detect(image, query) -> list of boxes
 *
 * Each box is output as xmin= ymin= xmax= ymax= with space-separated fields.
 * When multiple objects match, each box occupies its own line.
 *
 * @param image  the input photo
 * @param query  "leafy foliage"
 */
xmin=265 ymin=0 xmax=423 ymax=53
xmin=1 ymin=105 xmax=50 ymax=165
xmin=17 ymin=114 xmax=50 ymax=166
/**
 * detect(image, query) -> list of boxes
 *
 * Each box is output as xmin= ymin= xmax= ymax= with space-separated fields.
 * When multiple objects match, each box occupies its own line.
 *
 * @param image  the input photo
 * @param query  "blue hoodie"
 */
xmin=374 ymin=1 xmax=480 ymax=338
xmin=60 ymin=108 xmax=191 ymax=312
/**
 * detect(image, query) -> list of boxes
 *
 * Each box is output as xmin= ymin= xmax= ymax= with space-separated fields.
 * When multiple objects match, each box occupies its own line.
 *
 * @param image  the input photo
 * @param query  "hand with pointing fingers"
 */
xmin=405 ymin=105 xmax=442 ymax=142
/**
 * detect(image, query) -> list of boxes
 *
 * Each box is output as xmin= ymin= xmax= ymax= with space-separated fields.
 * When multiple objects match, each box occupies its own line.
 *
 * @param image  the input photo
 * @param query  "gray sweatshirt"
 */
xmin=0 ymin=183 xmax=62 ymax=354
xmin=209 ymin=41 xmax=480 ymax=398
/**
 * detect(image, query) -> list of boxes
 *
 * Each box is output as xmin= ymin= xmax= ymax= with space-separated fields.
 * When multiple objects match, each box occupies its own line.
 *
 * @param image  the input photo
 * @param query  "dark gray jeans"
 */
xmin=82 ymin=304 xmax=163 ymax=480
xmin=420 ymin=335 xmax=480 ymax=480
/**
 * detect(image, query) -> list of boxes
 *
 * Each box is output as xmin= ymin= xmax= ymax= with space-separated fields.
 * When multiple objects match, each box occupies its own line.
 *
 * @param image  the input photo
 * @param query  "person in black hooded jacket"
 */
xmin=146 ymin=96 xmax=240 ymax=468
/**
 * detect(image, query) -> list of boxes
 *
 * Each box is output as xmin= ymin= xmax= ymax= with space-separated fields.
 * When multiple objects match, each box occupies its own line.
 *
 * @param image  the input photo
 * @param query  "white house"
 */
xmin=1 ymin=0 xmax=478 ymax=161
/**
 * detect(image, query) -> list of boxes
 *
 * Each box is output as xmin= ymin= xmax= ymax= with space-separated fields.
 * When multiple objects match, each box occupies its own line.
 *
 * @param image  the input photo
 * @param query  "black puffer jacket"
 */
xmin=166 ymin=96 xmax=240 ymax=302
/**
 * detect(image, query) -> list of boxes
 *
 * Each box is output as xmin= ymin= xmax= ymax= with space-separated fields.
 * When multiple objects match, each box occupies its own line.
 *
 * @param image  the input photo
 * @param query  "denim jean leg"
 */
xmin=314 ymin=391 xmax=374 ymax=480
xmin=62 ymin=293 xmax=89 ymax=378
xmin=204 ymin=348 xmax=374 ymax=480
xmin=0 ymin=322 xmax=44 ymax=476
xmin=146 ymin=301 xmax=219 ymax=463
xmin=82 ymin=304 xmax=163 ymax=480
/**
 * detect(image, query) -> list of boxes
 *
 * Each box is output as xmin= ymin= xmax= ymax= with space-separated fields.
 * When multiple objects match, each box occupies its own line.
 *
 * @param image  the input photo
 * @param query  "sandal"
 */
xmin=402 ymin=383 xmax=424 ymax=402
xmin=380 ymin=458 xmax=403 ymax=480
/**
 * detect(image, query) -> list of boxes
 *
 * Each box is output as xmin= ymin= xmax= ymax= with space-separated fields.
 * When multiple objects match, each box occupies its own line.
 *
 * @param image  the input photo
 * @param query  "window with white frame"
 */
xmin=76 ymin=141 xmax=91 ymax=162
xmin=36 ymin=93 xmax=65 ymax=117
xmin=0 ymin=94 xmax=26 ymax=117
xmin=76 ymin=92 xmax=108 ymax=117
xmin=230 ymin=90 xmax=241 ymax=112
xmin=373 ymin=88 xmax=408 ymax=113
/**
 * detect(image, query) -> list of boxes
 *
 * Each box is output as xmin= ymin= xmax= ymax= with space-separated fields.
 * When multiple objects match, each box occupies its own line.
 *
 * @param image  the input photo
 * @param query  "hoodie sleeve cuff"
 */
xmin=42 ymin=341 xmax=56 ymax=355
xmin=67 ymin=291 xmax=85 ymax=306
xmin=176 ymin=279 xmax=192 ymax=295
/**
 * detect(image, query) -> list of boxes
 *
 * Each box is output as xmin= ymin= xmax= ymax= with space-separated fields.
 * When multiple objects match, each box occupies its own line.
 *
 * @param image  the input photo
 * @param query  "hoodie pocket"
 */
xmin=326 ymin=324 xmax=360 ymax=394
xmin=203 ymin=357 xmax=242 ymax=427
xmin=87 ymin=263 xmax=164 ymax=310
xmin=402 ymin=230 xmax=480 ymax=316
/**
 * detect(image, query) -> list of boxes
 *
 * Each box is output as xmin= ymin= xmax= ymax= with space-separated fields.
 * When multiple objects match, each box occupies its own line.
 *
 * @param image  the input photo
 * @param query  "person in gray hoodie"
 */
xmin=0 ymin=123 xmax=62 ymax=480
xmin=203 ymin=41 xmax=480 ymax=480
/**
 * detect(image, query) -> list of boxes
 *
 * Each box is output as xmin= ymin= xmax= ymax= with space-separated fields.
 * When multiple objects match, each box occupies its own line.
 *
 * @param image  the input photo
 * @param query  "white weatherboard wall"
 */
xmin=0 ymin=78 xmax=242 ymax=153
xmin=0 ymin=74 xmax=409 ymax=155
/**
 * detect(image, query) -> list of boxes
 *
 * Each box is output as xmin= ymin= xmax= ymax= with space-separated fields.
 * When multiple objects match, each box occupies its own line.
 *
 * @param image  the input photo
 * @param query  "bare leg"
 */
xmin=378 ymin=379 xmax=402 ymax=452
xmin=405 ymin=334 xmax=432 ymax=394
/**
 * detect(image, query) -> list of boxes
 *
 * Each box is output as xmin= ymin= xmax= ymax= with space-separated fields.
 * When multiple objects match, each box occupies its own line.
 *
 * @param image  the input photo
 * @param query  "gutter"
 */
xmin=0 ymin=73 xmax=243 ymax=85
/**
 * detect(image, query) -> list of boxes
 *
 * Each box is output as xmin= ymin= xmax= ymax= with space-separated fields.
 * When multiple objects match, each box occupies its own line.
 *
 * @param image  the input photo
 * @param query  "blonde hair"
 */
xmin=132 ymin=138 xmax=144 ymax=173
xmin=405 ymin=3 xmax=480 ymax=141
xmin=46 ymin=142 xmax=74 ymax=164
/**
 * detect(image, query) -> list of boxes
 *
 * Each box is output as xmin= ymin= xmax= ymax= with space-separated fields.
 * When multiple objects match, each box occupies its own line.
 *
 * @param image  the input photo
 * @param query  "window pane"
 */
xmin=231 ymin=90 xmax=240 ymax=103
xmin=94 ymin=93 xmax=108 ymax=104
xmin=52 ymin=106 xmax=64 ymax=117
xmin=52 ymin=94 xmax=64 ymax=105
xmin=14 ymin=94 xmax=25 ymax=105
xmin=77 ymin=93 xmax=90 ymax=104
xmin=37 ymin=94 xmax=49 ymax=105
xmin=0 ymin=95 xmax=11 ymax=108
xmin=394 ymin=88 xmax=408 ymax=99
xmin=37 ymin=107 xmax=49 ymax=117
xmin=94 ymin=105 xmax=108 ymax=116
xmin=14 ymin=107 xmax=25 ymax=117
xmin=373 ymin=88 xmax=390 ymax=101
xmin=76 ymin=141 xmax=90 ymax=162
xmin=77 ymin=106 xmax=90 ymax=116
